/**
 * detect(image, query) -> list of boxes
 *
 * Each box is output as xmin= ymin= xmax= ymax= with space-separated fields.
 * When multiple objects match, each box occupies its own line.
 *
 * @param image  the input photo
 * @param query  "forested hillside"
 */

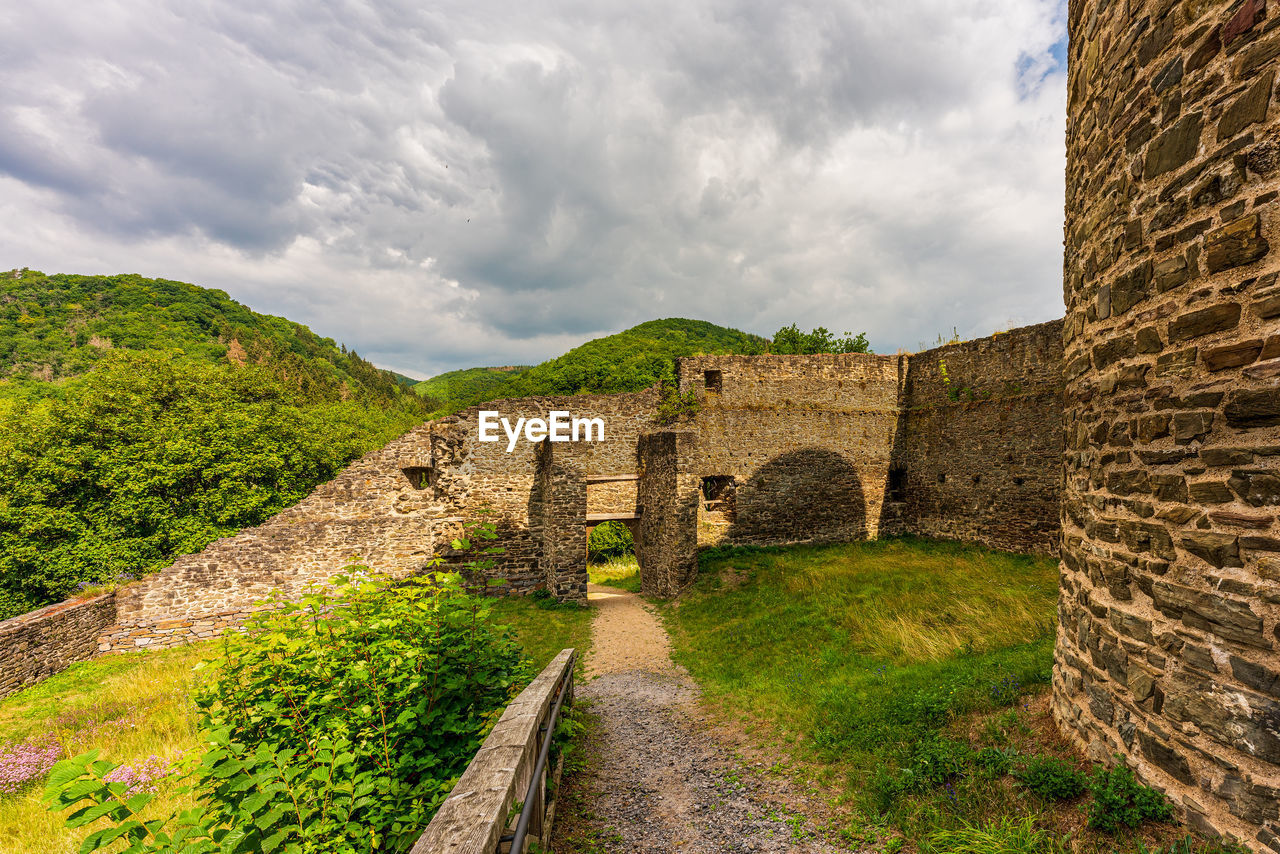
xmin=415 ymin=318 xmax=771 ymax=415
xmin=0 ymin=270 xmax=429 ymax=619
xmin=1 ymin=270 xmax=410 ymax=402
xmin=414 ymin=318 xmax=871 ymax=415
xmin=414 ymin=366 xmax=529 ymax=417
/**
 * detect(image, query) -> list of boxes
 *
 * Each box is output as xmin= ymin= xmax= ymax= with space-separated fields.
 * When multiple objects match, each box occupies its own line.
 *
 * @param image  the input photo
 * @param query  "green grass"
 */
xmin=487 ymin=595 xmax=594 ymax=674
xmin=0 ymin=644 xmax=210 ymax=854
xmin=666 ymin=539 xmax=1058 ymax=763
xmin=588 ymin=556 xmax=641 ymax=593
xmin=661 ymin=538 xmax=1244 ymax=853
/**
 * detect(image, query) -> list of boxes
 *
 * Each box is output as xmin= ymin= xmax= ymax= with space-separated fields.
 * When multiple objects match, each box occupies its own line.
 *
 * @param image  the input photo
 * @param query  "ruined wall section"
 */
xmin=107 ymin=426 xmax=447 ymax=651
xmin=899 ymin=320 xmax=1065 ymax=556
xmin=1058 ymin=1 xmax=1280 ymax=850
xmin=0 ymin=596 xmax=116 ymax=699
xmin=530 ymin=441 xmax=589 ymax=602
xmin=676 ymin=353 xmax=902 ymax=547
xmin=433 ymin=389 xmax=659 ymax=592
xmin=636 ymin=431 xmax=700 ymax=598
xmin=104 ymin=389 xmax=658 ymax=650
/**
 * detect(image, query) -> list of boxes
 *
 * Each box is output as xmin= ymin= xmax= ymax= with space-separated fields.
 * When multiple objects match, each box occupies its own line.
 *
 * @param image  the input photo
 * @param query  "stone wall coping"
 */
xmin=0 ymin=594 xmax=114 ymax=634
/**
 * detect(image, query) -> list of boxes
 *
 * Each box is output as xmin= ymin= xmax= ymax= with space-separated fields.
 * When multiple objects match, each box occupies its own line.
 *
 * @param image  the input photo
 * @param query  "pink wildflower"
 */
xmin=104 ymin=755 xmax=173 ymax=795
xmin=0 ymin=736 xmax=64 ymax=795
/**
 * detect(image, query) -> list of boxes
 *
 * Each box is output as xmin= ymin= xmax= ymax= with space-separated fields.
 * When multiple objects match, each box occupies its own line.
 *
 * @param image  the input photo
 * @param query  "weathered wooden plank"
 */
xmin=411 ymin=648 xmax=575 ymax=854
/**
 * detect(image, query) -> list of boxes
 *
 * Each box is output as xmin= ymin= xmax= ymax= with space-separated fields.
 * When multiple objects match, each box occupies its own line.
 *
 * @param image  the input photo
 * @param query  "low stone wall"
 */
xmin=0 ymin=595 xmax=117 ymax=699
xmin=412 ymin=648 xmax=576 ymax=854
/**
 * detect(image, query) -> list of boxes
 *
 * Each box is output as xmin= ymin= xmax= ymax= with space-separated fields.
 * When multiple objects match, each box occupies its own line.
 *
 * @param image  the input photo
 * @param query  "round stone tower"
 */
xmin=1057 ymin=1 xmax=1280 ymax=850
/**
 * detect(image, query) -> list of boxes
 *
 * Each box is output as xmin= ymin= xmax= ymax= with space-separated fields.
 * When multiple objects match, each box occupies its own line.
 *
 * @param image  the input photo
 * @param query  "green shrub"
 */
xmin=1087 ymin=763 xmax=1175 ymax=833
xmin=897 ymin=738 xmax=975 ymax=794
xmin=924 ymin=816 xmax=1056 ymax=853
xmin=973 ymin=745 xmax=1017 ymax=777
xmin=1014 ymin=756 xmax=1086 ymax=801
xmin=45 ymin=569 xmax=531 ymax=854
xmin=654 ymin=382 xmax=700 ymax=425
xmin=588 ymin=521 xmax=635 ymax=562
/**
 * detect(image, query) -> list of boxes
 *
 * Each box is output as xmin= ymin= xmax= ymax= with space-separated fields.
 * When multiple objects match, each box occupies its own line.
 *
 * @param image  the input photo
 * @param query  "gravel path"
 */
xmin=552 ymin=584 xmax=843 ymax=853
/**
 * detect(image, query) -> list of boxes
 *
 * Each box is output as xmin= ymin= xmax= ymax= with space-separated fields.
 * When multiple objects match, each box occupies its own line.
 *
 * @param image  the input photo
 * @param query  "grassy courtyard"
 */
xmin=662 ymin=538 xmax=1243 ymax=853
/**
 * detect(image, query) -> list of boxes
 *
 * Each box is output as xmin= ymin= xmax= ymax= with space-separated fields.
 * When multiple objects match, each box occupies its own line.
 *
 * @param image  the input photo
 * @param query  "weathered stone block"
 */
xmin=1180 ymin=531 xmax=1245 ymax=568
xmin=1204 ymin=339 xmax=1265 ymax=371
xmin=1206 ymin=215 xmax=1270 ymax=273
xmin=1173 ymin=411 xmax=1214 ymax=443
xmin=1218 ymin=70 xmax=1275 ymax=141
xmin=1225 ymin=387 xmax=1280 ymax=427
xmin=1229 ymin=470 xmax=1280 ymax=506
xmin=1144 ymin=113 xmax=1204 ymax=178
xmin=1112 ymin=262 xmax=1154 ymax=314
xmin=1169 ymin=303 xmax=1243 ymax=342
xmin=1138 ymin=730 xmax=1195 ymax=785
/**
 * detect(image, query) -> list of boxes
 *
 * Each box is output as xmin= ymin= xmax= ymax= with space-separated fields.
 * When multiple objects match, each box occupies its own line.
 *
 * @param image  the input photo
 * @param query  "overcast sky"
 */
xmin=0 ymin=0 xmax=1068 ymax=378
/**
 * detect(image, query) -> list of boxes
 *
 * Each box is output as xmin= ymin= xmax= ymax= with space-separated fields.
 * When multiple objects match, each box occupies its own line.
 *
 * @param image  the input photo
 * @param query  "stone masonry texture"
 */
xmin=899 ymin=321 xmax=1065 ymax=556
xmin=0 ymin=595 xmax=116 ymax=699
xmin=1058 ymin=1 xmax=1280 ymax=850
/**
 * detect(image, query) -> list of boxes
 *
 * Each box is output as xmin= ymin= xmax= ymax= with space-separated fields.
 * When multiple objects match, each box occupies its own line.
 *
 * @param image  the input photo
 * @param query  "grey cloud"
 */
xmin=0 ymin=0 xmax=1067 ymax=376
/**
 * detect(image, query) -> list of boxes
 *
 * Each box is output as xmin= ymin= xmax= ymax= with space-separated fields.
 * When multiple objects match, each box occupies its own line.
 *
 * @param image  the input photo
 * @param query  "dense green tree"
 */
xmin=769 ymin=324 xmax=870 ymax=355
xmin=0 ymin=354 xmax=423 ymax=619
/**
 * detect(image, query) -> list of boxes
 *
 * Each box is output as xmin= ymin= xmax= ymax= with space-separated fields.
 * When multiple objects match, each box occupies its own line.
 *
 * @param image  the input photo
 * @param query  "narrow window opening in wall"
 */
xmin=701 ymin=475 xmax=736 ymax=520
xmin=888 ymin=468 xmax=907 ymax=502
xmin=402 ymin=466 xmax=437 ymax=491
xmin=1013 ymin=476 xmax=1025 ymax=486
xmin=972 ymin=474 xmax=982 ymax=486
xmin=704 ymin=370 xmax=723 ymax=393
xmin=938 ymin=473 xmax=947 ymax=484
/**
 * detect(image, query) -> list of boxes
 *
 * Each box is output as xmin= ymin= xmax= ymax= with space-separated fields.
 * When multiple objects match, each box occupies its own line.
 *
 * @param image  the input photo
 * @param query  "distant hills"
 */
xmin=414 ymin=318 xmax=770 ymax=416
xmin=1 ymin=270 xmax=417 ymax=407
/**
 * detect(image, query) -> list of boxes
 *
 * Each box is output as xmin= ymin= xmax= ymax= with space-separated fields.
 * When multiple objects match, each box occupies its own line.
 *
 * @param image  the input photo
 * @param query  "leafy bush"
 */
xmin=896 ymin=738 xmax=975 ymax=794
xmin=1014 ymin=756 xmax=1086 ymax=801
xmin=972 ymin=745 xmax=1016 ymax=777
xmin=924 ymin=816 xmax=1056 ymax=853
xmin=588 ymin=521 xmax=635 ymax=562
xmin=655 ymin=382 xmax=700 ymax=425
xmin=1087 ymin=763 xmax=1174 ymax=833
xmin=45 ymin=569 xmax=531 ymax=854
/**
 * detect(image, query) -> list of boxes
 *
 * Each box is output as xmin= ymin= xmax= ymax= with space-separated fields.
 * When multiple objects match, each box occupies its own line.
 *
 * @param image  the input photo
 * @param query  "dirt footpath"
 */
xmin=553 ymin=584 xmax=844 ymax=853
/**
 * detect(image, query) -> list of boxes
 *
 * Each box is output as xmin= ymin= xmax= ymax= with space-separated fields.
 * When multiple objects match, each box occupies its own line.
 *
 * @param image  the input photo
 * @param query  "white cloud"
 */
xmin=0 ymin=0 xmax=1067 ymax=377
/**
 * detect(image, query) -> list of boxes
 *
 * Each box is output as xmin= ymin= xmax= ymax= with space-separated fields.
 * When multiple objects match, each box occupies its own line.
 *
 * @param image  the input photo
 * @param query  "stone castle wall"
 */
xmin=676 ymin=352 xmax=904 ymax=546
xmin=636 ymin=431 xmax=700 ymax=598
xmin=899 ymin=320 xmax=1065 ymax=556
xmin=1057 ymin=0 xmax=1280 ymax=850
xmin=101 ymin=389 xmax=658 ymax=650
xmin=431 ymin=389 xmax=659 ymax=595
xmin=0 ymin=595 xmax=116 ymax=699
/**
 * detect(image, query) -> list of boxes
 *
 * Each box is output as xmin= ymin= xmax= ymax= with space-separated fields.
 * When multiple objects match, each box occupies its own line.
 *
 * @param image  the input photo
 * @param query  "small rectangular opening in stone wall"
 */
xmin=938 ymin=472 xmax=947 ymax=484
xmin=701 ymin=475 xmax=736 ymax=520
xmin=888 ymin=467 xmax=907 ymax=502
xmin=704 ymin=370 xmax=723 ymax=392
xmin=402 ymin=466 xmax=436 ymax=491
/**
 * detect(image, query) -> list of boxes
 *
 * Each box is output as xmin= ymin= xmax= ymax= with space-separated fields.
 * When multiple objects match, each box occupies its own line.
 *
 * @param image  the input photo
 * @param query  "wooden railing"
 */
xmin=411 ymin=648 xmax=576 ymax=854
